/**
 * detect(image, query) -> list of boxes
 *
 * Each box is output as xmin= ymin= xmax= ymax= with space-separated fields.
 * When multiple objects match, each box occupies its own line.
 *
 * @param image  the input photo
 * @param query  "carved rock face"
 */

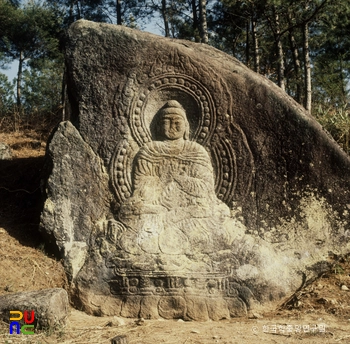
xmin=40 ymin=20 xmax=350 ymax=320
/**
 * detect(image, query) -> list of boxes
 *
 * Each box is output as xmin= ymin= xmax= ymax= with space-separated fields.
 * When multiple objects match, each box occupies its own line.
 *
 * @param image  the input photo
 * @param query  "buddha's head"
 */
xmin=158 ymin=100 xmax=190 ymax=140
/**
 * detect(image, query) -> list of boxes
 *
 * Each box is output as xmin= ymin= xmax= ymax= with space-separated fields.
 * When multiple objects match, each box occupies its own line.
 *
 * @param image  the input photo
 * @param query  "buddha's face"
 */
xmin=161 ymin=114 xmax=186 ymax=140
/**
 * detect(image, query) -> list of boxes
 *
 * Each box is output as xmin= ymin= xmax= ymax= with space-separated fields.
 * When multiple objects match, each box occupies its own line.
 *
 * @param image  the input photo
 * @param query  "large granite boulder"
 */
xmin=40 ymin=20 xmax=350 ymax=320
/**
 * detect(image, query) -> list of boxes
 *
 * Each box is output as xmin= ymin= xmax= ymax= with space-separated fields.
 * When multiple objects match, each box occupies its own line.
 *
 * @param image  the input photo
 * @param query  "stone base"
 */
xmin=81 ymin=294 xmax=247 ymax=320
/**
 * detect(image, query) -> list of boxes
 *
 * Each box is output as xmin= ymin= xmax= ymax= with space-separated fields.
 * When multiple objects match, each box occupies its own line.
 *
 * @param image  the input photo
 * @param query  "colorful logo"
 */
xmin=9 ymin=310 xmax=35 ymax=335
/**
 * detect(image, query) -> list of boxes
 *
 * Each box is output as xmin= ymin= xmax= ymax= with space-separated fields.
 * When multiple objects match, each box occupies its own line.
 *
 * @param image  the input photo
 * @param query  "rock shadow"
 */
xmin=0 ymin=157 xmax=46 ymax=249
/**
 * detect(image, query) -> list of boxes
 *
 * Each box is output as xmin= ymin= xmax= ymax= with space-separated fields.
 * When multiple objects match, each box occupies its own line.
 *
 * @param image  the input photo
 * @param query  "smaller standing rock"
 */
xmin=341 ymin=285 xmax=349 ymax=291
xmin=0 ymin=288 xmax=69 ymax=329
xmin=0 ymin=142 xmax=12 ymax=160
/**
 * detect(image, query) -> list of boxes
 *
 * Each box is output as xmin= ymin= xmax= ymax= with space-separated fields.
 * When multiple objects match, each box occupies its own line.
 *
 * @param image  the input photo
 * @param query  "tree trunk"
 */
xmin=198 ymin=0 xmax=208 ymax=44
xmin=62 ymin=66 xmax=70 ymax=122
xmin=76 ymin=0 xmax=81 ymax=20
xmin=287 ymin=10 xmax=302 ymax=103
xmin=339 ymin=55 xmax=347 ymax=104
xmin=69 ymin=0 xmax=74 ymax=23
xmin=274 ymin=7 xmax=285 ymax=90
xmin=161 ymin=0 xmax=170 ymax=37
xmin=303 ymin=20 xmax=312 ymax=112
xmin=191 ymin=0 xmax=200 ymax=42
xmin=116 ymin=0 xmax=122 ymax=25
xmin=276 ymin=40 xmax=285 ymax=91
xmin=16 ymin=51 xmax=23 ymax=108
xmin=251 ymin=17 xmax=260 ymax=73
xmin=246 ymin=19 xmax=250 ymax=67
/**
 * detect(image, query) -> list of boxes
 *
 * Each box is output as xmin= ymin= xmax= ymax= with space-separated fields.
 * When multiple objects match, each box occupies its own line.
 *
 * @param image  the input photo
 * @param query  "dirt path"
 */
xmin=1 ymin=307 xmax=350 ymax=344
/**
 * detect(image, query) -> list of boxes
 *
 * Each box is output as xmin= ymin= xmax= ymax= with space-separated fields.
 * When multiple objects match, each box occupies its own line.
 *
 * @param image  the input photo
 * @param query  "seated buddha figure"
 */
xmin=118 ymin=100 xmax=245 ymax=255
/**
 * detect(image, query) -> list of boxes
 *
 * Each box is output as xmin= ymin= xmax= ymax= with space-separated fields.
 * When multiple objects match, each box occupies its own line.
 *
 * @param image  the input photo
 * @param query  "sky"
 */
xmin=1 ymin=61 xmax=19 ymax=82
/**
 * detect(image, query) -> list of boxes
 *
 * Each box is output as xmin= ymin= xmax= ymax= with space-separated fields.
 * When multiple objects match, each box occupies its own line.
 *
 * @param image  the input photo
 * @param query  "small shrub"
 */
xmin=314 ymin=104 xmax=350 ymax=155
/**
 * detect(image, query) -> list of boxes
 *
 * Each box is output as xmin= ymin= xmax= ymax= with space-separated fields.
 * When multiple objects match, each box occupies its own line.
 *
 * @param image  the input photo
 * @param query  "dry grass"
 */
xmin=0 ymin=130 xmax=46 ymax=159
xmin=0 ymin=229 xmax=66 ymax=295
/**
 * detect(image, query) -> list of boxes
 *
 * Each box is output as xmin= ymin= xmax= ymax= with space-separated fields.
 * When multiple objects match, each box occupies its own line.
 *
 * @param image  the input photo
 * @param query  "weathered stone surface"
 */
xmin=206 ymin=297 xmax=230 ymax=321
xmin=158 ymin=296 xmax=186 ymax=319
xmin=225 ymin=297 xmax=247 ymax=318
xmin=0 ymin=142 xmax=12 ymax=160
xmin=40 ymin=20 xmax=350 ymax=319
xmin=139 ymin=296 xmax=160 ymax=319
xmin=0 ymin=288 xmax=69 ymax=329
xmin=40 ymin=120 xmax=110 ymax=281
xmin=75 ymin=290 xmax=123 ymax=316
xmin=120 ymin=295 xmax=142 ymax=318
xmin=184 ymin=296 xmax=209 ymax=321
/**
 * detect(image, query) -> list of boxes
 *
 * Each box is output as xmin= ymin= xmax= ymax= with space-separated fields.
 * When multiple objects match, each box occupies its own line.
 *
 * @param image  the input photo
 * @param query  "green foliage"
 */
xmin=21 ymin=59 xmax=63 ymax=116
xmin=54 ymin=0 xmax=110 ymax=25
xmin=313 ymin=58 xmax=349 ymax=107
xmin=0 ymin=72 xmax=14 ymax=114
xmin=0 ymin=0 xmax=63 ymax=64
xmin=0 ymin=72 xmax=17 ymax=131
xmin=334 ymin=263 xmax=345 ymax=275
xmin=0 ymin=0 xmax=64 ymax=108
xmin=310 ymin=0 xmax=350 ymax=153
xmin=0 ymin=0 xmax=349 ymax=157
xmin=311 ymin=0 xmax=350 ymax=106
xmin=314 ymin=105 xmax=350 ymax=155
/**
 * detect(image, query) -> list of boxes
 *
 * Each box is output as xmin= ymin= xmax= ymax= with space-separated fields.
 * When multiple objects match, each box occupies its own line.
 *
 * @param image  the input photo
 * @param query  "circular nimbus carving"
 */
xmin=111 ymin=71 xmax=254 ymax=207
xmin=129 ymin=74 xmax=216 ymax=146
xmin=110 ymin=139 xmax=133 ymax=203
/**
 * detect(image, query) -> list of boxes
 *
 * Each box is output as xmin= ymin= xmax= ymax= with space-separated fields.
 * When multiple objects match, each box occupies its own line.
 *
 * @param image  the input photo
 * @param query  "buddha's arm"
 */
xmin=173 ymin=145 xmax=216 ymax=197
xmin=130 ymin=155 xmax=172 ymax=211
xmin=172 ymin=164 xmax=215 ymax=198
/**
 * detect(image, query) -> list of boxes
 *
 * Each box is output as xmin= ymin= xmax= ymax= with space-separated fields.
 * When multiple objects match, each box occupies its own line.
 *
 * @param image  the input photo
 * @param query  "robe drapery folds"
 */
xmin=133 ymin=140 xmax=216 ymax=206
xmin=119 ymin=140 xmax=234 ymax=255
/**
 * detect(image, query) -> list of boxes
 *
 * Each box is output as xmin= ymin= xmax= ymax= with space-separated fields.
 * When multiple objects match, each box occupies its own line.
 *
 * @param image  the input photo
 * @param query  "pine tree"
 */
xmin=0 ymin=0 xmax=63 ymax=109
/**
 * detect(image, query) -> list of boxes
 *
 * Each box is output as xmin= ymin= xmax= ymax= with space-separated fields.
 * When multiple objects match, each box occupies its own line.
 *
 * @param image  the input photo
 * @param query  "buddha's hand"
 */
xmin=120 ymin=201 xmax=165 ymax=216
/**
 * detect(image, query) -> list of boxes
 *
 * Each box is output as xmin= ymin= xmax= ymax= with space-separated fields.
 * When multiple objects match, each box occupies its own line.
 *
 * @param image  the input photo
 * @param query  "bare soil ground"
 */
xmin=0 ymin=129 xmax=350 ymax=344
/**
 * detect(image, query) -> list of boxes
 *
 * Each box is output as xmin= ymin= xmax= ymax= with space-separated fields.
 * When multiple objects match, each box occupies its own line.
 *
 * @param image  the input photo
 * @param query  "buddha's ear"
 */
xmin=183 ymin=117 xmax=190 ymax=140
xmin=184 ymin=124 xmax=190 ymax=140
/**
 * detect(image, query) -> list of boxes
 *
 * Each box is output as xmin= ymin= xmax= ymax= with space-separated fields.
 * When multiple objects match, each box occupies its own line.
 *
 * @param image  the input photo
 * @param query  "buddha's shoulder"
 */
xmin=183 ymin=140 xmax=209 ymax=155
xmin=140 ymin=141 xmax=161 ymax=151
xmin=137 ymin=141 xmax=163 ymax=156
xmin=138 ymin=140 xmax=209 ymax=156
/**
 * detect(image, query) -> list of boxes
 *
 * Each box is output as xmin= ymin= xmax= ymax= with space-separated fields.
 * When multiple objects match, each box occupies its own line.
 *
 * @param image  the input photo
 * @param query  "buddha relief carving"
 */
xmin=113 ymin=100 xmax=246 ymax=256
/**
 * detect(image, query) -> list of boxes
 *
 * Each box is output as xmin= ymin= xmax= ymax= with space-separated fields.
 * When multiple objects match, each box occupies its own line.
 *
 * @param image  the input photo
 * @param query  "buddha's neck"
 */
xmin=162 ymin=138 xmax=185 ymax=153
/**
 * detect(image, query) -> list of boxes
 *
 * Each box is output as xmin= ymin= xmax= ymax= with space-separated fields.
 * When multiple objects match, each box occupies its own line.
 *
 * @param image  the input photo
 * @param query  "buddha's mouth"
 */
xmin=167 ymin=129 xmax=178 ymax=134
